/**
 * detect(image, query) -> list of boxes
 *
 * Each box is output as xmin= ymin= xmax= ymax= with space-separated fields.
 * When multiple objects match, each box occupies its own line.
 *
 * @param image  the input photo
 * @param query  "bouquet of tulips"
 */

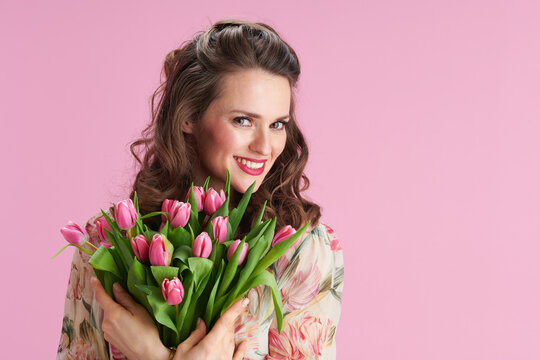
xmin=54 ymin=170 xmax=308 ymax=347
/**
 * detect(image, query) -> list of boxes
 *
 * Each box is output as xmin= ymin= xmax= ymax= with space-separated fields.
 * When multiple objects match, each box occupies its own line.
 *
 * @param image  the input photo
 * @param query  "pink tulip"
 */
xmin=130 ymin=234 xmax=150 ymax=263
xmin=99 ymin=241 xmax=112 ymax=249
xmin=162 ymin=277 xmax=184 ymax=306
xmin=204 ymin=188 xmax=226 ymax=216
xmin=186 ymin=186 xmax=206 ymax=212
xmin=227 ymin=239 xmax=248 ymax=265
xmin=161 ymin=199 xmax=174 ymax=223
xmin=211 ymin=216 xmax=228 ymax=243
xmin=149 ymin=233 xmax=174 ymax=266
xmin=114 ymin=199 xmax=138 ymax=230
xmin=60 ymin=221 xmax=88 ymax=246
xmin=95 ymin=216 xmax=112 ymax=242
xmin=193 ymin=232 xmax=212 ymax=258
xmin=162 ymin=200 xmax=191 ymax=228
xmin=272 ymin=225 xmax=297 ymax=247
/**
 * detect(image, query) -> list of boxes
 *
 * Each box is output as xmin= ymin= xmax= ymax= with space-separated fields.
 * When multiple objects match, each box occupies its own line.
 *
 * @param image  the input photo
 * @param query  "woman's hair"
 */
xmin=127 ymin=19 xmax=321 ymax=235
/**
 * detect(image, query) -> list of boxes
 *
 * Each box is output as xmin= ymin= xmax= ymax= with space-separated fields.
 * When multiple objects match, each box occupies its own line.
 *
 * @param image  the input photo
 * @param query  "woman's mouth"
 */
xmin=234 ymin=156 xmax=266 ymax=175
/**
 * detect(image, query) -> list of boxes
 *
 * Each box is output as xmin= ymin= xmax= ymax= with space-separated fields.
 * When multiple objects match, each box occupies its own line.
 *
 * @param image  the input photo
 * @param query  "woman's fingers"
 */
xmin=112 ymin=282 xmax=140 ymax=316
xmin=232 ymin=341 xmax=247 ymax=360
xmin=177 ymin=318 xmax=207 ymax=354
xmin=91 ymin=277 xmax=121 ymax=312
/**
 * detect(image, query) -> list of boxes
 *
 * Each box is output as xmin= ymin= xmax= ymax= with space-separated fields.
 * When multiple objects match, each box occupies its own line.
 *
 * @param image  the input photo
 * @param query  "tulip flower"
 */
xmin=272 ymin=225 xmax=297 ymax=247
xmin=60 ymin=221 xmax=88 ymax=246
xmin=227 ymin=239 xmax=248 ymax=265
xmin=193 ymin=232 xmax=212 ymax=258
xmin=149 ymin=233 xmax=174 ymax=266
xmin=114 ymin=199 xmax=138 ymax=230
xmin=95 ymin=216 xmax=112 ymax=243
xmin=186 ymin=186 xmax=206 ymax=212
xmin=162 ymin=200 xmax=191 ymax=228
xmin=204 ymin=188 xmax=226 ymax=216
xmin=161 ymin=199 xmax=174 ymax=223
xmin=211 ymin=216 xmax=228 ymax=243
xmin=162 ymin=277 xmax=184 ymax=305
xmin=130 ymin=234 xmax=150 ymax=263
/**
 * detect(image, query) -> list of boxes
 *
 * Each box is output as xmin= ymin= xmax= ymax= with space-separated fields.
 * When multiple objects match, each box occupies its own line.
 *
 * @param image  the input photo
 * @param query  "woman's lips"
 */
xmin=234 ymin=156 xmax=266 ymax=175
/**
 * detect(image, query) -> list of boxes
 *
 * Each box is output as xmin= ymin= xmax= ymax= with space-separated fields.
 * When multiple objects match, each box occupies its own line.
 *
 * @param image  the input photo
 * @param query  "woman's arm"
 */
xmin=266 ymin=222 xmax=345 ymax=360
xmin=56 ymin=222 xmax=111 ymax=360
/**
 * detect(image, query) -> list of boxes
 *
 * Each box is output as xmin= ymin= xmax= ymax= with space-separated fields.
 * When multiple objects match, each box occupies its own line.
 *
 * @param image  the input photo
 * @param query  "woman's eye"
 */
xmin=233 ymin=117 xmax=251 ymax=127
xmin=271 ymin=121 xmax=288 ymax=130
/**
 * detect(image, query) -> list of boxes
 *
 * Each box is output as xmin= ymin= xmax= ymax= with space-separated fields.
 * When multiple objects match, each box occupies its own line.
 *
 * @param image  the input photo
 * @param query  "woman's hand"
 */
xmin=91 ymin=277 xmax=170 ymax=360
xmin=172 ymin=297 xmax=249 ymax=360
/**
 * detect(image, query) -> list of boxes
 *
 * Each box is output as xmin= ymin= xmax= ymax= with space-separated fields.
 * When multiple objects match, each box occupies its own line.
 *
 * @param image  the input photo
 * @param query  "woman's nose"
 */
xmin=249 ymin=129 xmax=272 ymax=156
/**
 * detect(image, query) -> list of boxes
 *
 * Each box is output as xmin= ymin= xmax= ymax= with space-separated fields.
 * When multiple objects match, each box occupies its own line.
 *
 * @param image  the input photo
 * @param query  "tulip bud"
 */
xmin=95 ymin=216 xmax=112 ymax=243
xmin=149 ymin=234 xmax=174 ymax=266
xmin=99 ymin=241 xmax=112 ymax=249
xmin=211 ymin=216 xmax=228 ymax=243
xmin=130 ymin=234 xmax=150 ymax=263
xmin=161 ymin=199 xmax=174 ymax=224
xmin=60 ymin=221 xmax=88 ymax=246
xmin=167 ymin=200 xmax=191 ymax=228
xmin=114 ymin=199 xmax=138 ymax=230
xmin=204 ymin=188 xmax=226 ymax=216
xmin=186 ymin=186 xmax=206 ymax=212
xmin=162 ymin=277 xmax=184 ymax=306
xmin=227 ymin=239 xmax=248 ymax=265
xmin=193 ymin=232 xmax=212 ymax=258
xmin=272 ymin=225 xmax=297 ymax=247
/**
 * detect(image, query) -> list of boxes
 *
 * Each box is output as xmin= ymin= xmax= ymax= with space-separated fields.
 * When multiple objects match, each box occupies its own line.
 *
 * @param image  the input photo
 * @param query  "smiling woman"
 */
xmin=57 ymin=19 xmax=344 ymax=360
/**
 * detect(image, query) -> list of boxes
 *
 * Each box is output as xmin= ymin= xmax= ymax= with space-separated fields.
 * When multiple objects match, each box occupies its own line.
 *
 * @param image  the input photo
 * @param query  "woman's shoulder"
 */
xmin=301 ymin=220 xmax=342 ymax=253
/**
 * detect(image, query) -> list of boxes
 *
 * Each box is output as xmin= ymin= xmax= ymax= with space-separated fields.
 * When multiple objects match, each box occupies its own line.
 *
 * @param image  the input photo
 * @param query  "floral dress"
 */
xmin=57 ymin=211 xmax=344 ymax=360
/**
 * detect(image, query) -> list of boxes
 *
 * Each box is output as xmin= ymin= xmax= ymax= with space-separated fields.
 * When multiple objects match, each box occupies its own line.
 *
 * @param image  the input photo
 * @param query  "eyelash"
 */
xmin=233 ymin=117 xmax=288 ymax=130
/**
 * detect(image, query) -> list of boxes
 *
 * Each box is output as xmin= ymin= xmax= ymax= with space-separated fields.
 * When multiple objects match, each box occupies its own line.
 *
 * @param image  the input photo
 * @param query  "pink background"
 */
xmin=2 ymin=0 xmax=540 ymax=358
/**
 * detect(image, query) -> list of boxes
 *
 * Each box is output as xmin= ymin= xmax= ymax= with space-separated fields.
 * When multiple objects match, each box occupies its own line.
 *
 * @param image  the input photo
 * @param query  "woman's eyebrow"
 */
xmin=229 ymin=109 xmax=290 ymax=121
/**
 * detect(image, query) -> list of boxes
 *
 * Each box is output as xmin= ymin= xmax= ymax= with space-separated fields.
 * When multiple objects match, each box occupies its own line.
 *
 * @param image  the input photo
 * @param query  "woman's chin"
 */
xmin=231 ymin=179 xmax=261 ymax=194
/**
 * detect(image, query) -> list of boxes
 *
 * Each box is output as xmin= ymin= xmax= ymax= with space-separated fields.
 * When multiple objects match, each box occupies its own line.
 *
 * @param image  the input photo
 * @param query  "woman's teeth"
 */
xmin=234 ymin=156 xmax=264 ymax=169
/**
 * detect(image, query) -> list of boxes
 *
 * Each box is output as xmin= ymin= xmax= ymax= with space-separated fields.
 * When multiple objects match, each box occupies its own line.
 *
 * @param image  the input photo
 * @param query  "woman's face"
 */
xmin=183 ymin=69 xmax=291 ymax=193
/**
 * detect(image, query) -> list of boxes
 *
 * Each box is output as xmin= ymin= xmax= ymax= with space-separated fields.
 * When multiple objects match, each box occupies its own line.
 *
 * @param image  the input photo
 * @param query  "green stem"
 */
xmin=51 ymin=244 xmax=71 ymax=259
xmin=86 ymin=242 xmax=99 ymax=251
xmin=74 ymin=244 xmax=94 ymax=256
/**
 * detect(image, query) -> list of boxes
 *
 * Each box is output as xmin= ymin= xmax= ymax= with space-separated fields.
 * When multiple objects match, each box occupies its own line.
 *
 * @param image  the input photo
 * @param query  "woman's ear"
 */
xmin=181 ymin=120 xmax=194 ymax=134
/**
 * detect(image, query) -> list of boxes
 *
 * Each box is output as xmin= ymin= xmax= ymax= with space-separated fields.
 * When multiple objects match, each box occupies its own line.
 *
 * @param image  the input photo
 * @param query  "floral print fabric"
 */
xmin=57 ymin=212 xmax=344 ymax=360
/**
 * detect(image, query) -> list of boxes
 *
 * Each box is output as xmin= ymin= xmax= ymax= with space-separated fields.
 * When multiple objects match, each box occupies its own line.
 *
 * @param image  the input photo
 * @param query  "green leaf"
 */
xmin=168 ymin=226 xmax=192 ymax=248
xmin=187 ymin=183 xmax=202 ymax=233
xmin=172 ymin=245 xmax=192 ymax=264
xmin=232 ymin=270 xmax=285 ymax=333
xmin=222 ymin=218 xmax=275 ymax=306
xmin=187 ymin=257 xmax=213 ymax=295
xmin=127 ymin=258 xmax=152 ymax=313
xmin=151 ymin=266 xmax=180 ymax=285
xmin=140 ymin=211 xmax=166 ymax=220
xmin=88 ymin=246 xmax=122 ymax=278
xmin=203 ymin=176 xmax=210 ymax=191
xmin=217 ymin=236 xmax=247 ymax=299
xmin=142 ymin=285 xmax=179 ymax=337
xmin=204 ymin=260 xmax=224 ymax=327
xmin=253 ymin=200 xmax=267 ymax=227
xmin=228 ymin=180 xmax=256 ymax=237
xmin=133 ymin=191 xmax=139 ymax=214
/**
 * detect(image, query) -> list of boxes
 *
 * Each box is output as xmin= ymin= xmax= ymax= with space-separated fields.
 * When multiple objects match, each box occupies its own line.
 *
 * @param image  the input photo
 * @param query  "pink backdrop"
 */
xmin=2 ymin=0 xmax=540 ymax=359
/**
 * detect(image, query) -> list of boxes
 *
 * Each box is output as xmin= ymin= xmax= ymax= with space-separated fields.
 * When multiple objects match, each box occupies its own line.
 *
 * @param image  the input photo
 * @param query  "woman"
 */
xmin=57 ymin=19 xmax=344 ymax=360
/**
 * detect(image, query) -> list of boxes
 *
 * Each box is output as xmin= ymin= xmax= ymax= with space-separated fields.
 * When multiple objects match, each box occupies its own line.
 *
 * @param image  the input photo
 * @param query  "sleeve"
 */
xmin=266 ymin=222 xmax=345 ymax=360
xmin=56 ymin=213 xmax=112 ymax=360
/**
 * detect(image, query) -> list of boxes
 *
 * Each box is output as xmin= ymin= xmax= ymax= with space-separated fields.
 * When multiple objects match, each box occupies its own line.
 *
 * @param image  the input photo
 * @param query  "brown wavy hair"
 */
xmin=127 ymin=19 xmax=321 ymax=235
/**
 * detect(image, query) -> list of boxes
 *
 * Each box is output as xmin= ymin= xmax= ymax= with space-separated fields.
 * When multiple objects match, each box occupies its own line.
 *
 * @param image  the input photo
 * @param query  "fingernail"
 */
xmin=113 ymin=282 xmax=121 ymax=291
xmin=197 ymin=318 xmax=203 ymax=326
xmin=242 ymin=298 xmax=250 ymax=308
